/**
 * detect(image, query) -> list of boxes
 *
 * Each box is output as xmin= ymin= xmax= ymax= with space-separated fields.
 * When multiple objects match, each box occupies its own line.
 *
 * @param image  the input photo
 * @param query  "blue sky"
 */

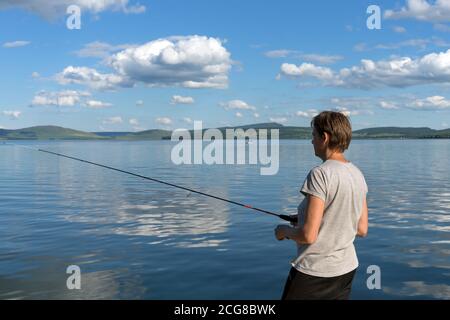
xmin=0 ymin=0 xmax=450 ymax=132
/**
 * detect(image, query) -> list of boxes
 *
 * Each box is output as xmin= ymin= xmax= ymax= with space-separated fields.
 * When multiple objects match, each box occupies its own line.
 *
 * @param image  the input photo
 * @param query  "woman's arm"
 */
xmin=275 ymin=195 xmax=325 ymax=245
xmin=357 ymin=197 xmax=368 ymax=237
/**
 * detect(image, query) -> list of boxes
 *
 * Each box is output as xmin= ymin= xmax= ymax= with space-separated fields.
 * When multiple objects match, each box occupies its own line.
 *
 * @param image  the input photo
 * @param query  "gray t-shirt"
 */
xmin=291 ymin=159 xmax=368 ymax=277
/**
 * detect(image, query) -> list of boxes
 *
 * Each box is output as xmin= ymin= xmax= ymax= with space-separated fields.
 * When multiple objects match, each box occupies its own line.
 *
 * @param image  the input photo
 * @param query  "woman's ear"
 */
xmin=323 ymin=132 xmax=330 ymax=145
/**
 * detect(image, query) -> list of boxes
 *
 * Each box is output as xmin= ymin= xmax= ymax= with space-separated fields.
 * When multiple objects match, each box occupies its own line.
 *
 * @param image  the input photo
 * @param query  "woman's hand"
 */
xmin=274 ymin=225 xmax=290 ymax=241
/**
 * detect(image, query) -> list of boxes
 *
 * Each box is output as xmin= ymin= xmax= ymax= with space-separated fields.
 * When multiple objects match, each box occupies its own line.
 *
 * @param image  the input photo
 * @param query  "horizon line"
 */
xmin=1 ymin=123 xmax=449 ymax=133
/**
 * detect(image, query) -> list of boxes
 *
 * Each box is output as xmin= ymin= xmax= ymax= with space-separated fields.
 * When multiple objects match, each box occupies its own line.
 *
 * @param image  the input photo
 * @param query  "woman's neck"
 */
xmin=323 ymin=150 xmax=348 ymax=163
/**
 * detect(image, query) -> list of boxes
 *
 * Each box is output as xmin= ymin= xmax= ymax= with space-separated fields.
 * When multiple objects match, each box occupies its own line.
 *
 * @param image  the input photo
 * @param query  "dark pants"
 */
xmin=281 ymin=267 xmax=357 ymax=300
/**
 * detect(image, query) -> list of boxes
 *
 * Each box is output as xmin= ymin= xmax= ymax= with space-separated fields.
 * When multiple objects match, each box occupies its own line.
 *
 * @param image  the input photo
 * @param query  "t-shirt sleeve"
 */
xmin=363 ymin=176 xmax=369 ymax=195
xmin=300 ymin=167 xmax=327 ymax=201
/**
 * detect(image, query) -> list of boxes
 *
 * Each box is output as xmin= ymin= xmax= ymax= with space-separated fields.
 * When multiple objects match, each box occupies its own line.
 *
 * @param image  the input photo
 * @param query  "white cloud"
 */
xmin=122 ymin=3 xmax=146 ymax=14
xmin=264 ymin=50 xmax=292 ymax=58
xmin=235 ymin=112 xmax=243 ymax=118
xmin=299 ymin=54 xmax=343 ymax=65
xmin=31 ymin=90 xmax=112 ymax=110
xmin=296 ymin=109 xmax=319 ymax=118
xmin=129 ymin=118 xmax=139 ymax=126
xmin=0 ymin=0 xmax=146 ymax=19
xmin=183 ymin=117 xmax=193 ymax=124
xmin=56 ymin=66 xmax=132 ymax=91
xmin=155 ymin=117 xmax=172 ymax=125
xmin=329 ymin=97 xmax=372 ymax=107
xmin=2 ymin=110 xmax=21 ymax=119
xmin=393 ymin=26 xmax=407 ymax=33
xmin=376 ymin=96 xmax=450 ymax=111
xmin=109 ymin=35 xmax=232 ymax=89
xmin=374 ymin=38 xmax=430 ymax=50
xmin=31 ymin=72 xmax=40 ymax=78
xmin=385 ymin=0 xmax=450 ymax=22
xmin=434 ymin=23 xmax=450 ymax=32
xmin=269 ymin=117 xmax=288 ymax=124
xmin=31 ymin=90 xmax=91 ymax=107
xmin=265 ymin=50 xmax=343 ymax=64
xmin=103 ymin=116 xmax=123 ymax=125
xmin=329 ymin=98 xmax=375 ymax=116
xmin=75 ymin=41 xmax=134 ymax=58
xmin=408 ymin=96 xmax=450 ymax=110
xmin=58 ymin=36 xmax=232 ymax=91
xmin=380 ymin=101 xmax=400 ymax=109
xmin=3 ymin=40 xmax=30 ymax=48
xmin=253 ymin=113 xmax=260 ymax=118
xmin=430 ymin=37 xmax=450 ymax=47
xmin=129 ymin=118 xmax=144 ymax=131
xmin=85 ymin=100 xmax=112 ymax=109
xmin=334 ymin=107 xmax=356 ymax=117
xmin=171 ymin=95 xmax=195 ymax=105
xmin=279 ymin=49 xmax=450 ymax=89
xmin=385 ymin=281 xmax=450 ymax=300
xmin=353 ymin=43 xmax=368 ymax=52
xmin=355 ymin=38 xmax=449 ymax=51
xmin=279 ymin=63 xmax=334 ymax=81
xmin=334 ymin=107 xmax=374 ymax=116
xmin=136 ymin=100 xmax=144 ymax=106
xmin=220 ymin=100 xmax=256 ymax=111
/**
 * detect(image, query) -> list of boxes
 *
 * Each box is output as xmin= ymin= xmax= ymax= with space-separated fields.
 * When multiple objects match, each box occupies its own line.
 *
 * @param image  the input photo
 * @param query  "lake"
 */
xmin=0 ymin=140 xmax=449 ymax=299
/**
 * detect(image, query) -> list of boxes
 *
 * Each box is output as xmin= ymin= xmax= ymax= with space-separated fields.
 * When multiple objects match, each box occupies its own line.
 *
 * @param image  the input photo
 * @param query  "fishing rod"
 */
xmin=5 ymin=143 xmax=297 ymax=223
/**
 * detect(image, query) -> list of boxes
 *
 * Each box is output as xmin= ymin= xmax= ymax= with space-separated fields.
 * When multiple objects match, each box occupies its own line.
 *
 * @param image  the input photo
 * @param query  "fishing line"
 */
xmin=3 ymin=143 xmax=297 ymax=223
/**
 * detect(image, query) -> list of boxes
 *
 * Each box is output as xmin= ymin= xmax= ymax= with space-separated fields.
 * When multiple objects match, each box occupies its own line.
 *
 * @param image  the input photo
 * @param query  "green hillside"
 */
xmin=279 ymin=126 xmax=312 ymax=139
xmin=432 ymin=129 xmax=450 ymax=138
xmin=115 ymin=129 xmax=172 ymax=140
xmin=0 ymin=129 xmax=10 ymax=138
xmin=353 ymin=127 xmax=437 ymax=138
xmin=1 ymin=124 xmax=449 ymax=140
xmin=1 ymin=126 xmax=105 ymax=140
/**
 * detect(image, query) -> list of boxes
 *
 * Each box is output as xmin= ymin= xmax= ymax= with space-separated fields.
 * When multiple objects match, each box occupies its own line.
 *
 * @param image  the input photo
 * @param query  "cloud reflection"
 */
xmin=61 ymin=186 xmax=231 ymax=249
xmin=384 ymin=281 xmax=450 ymax=299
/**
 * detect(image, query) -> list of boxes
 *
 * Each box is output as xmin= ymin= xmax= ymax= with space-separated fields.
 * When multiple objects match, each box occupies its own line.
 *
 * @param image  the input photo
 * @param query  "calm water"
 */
xmin=0 ymin=140 xmax=449 ymax=299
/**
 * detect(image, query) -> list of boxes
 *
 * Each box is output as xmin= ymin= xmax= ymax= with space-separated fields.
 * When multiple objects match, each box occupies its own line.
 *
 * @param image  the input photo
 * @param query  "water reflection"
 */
xmin=58 ymin=185 xmax=231 ymax=248
xmin=0 ymin=268 xmax=146 ymax=299
xmin=384 ymin=281 xmax=450 ymax=299
xmin=1 ymin=140 xmax=449 ymax=299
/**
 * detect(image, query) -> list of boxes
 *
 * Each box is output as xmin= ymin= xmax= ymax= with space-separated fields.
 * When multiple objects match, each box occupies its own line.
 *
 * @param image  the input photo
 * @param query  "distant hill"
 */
xmin=352 ymin=127 xmax=450 ymax=139
xmin=115 ymin=129 xmax=172 ymax=140
xmin=223 ymin=123 xmax=313 ymax=139
xmin=224 ymin=122 xmax=285 ymax=130
xmin=0 ymin=126 xmax=105 ymax=140
xmin=279 ymin=126 xmax=312 ymax=139
xmin=0 ymin=129 xmax=9 ymax=137
xmin=0 ymin=124 xmax=449 ymax=140
xmin=353 ymin=127 xmax=436 ymax=138
xmin=93 ymin=132 xmax=133 ymax=138
xmin=434 ymin=129 xmax=450 ymax=138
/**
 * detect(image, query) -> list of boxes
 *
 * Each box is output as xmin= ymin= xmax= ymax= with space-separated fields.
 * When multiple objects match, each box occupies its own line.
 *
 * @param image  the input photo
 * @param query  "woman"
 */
xmin=275 ymin=111 xmax=368 ymax=300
